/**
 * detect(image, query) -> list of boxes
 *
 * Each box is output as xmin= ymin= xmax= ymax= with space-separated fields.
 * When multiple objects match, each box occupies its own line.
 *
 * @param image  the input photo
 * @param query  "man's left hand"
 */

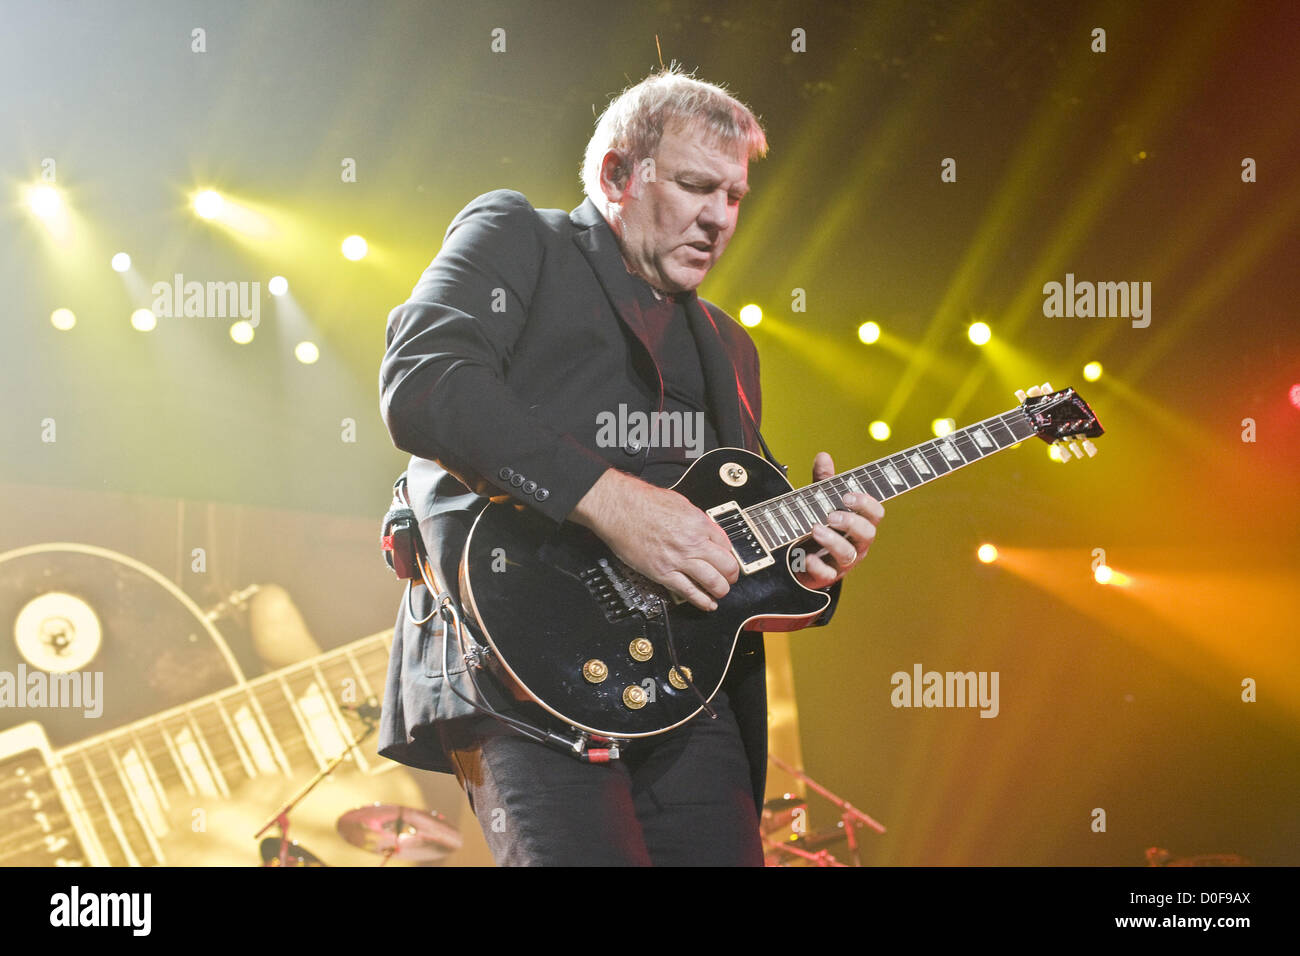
xmin=793 ymin=451 xmax=884 ymax=589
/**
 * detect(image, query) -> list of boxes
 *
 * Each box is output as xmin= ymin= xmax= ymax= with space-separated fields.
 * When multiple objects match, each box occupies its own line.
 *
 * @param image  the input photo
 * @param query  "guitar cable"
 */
xmin=654 ymin=595 xmax=718 ymax=720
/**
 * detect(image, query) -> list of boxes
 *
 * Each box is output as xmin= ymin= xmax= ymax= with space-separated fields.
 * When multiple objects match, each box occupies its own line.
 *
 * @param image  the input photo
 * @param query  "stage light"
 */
xmin=194 ymin=190 xmax=224 ymax=219
xmin=932 ymin=417 xmax=955 ymax=437
xmin=130 ymin=309 xmax=156 ymax=332
xmin=341 ymin=235 xmax=368 ymax=260
xmin=268 ymin=275 xmax=289 ymax=296
xmin=230 ymin=320 xmax=255 ymax=344
xmin=1094 ymin=565 xmax=1113 ymax=584
xmin=738 ymin=304 xmax=762 ymax=327
xmin=869 ymin=420 xmax=890 ymax=441
xmin=294 ymin=341 xmax=320 ymax=364
xmin=858 ymin=321 xmax=880 ymax=344
xmin=968 ymin=322 xmax=991 ymax=346
xmin=977 ymin=543 xmax=998 ymax=564
xmin=111 ymin=252 xmax=131 ymax=272
xmin=27 ymin=184 xmax=63 ymax=219
xmin=1289 ymin=384 xmax=1300 ymax=410
xmin=1083 ymin=361 xmax=1103 ymax=382
xmin=50 ymin=308 xmax=76 ymax=331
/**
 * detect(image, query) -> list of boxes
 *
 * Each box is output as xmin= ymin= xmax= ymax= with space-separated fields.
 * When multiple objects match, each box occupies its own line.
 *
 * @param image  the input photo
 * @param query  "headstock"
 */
xmin=1015 ymin=382 xmax=1104 ymax=461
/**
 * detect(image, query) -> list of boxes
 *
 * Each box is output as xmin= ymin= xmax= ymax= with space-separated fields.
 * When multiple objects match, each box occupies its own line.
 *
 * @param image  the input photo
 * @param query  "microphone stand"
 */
xmin=253 ymin=702 xmax=380 ymax=866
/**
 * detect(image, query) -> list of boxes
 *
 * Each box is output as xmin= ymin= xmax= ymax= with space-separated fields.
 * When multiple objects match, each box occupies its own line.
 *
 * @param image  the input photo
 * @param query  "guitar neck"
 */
xmin=743 ymin=407 xmax=1036 ymax=551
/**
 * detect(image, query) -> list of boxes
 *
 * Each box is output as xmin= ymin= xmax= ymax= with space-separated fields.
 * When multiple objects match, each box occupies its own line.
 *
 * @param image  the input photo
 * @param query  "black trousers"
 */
xmin=438 ymin=690 xmax=765 ymax=866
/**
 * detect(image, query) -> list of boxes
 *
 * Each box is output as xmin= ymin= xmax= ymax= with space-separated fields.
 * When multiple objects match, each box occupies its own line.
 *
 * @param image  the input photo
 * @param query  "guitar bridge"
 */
xmin=579 ymin=558 xmax=672 ymax=623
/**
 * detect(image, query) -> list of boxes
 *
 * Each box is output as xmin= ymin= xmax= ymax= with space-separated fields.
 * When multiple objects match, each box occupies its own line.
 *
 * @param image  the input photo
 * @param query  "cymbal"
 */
xmin=336 ymin=804 xmax=462 ymax=862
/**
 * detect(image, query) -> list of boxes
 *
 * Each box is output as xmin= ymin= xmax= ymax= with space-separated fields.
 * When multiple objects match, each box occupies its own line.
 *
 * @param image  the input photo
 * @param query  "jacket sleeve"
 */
xmin=379 ymin=190 xmax=610 ymax=525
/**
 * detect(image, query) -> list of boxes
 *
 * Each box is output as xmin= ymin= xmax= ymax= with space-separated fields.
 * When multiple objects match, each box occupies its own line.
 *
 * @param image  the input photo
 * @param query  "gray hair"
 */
xmin=580 ymin=66 xmax=768 ymax=207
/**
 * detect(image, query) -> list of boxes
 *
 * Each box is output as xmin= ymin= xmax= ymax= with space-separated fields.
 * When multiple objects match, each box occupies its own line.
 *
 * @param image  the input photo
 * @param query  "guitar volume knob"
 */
xmin=668 ymin=666 xmax=693 ymax=690
xmin=622 ymin=685 xmax=648 ymax=709
xmin=629 ymin=637 xmax=654 ymax=662
xmin=582 ymin=659 xmax=608 ymax=683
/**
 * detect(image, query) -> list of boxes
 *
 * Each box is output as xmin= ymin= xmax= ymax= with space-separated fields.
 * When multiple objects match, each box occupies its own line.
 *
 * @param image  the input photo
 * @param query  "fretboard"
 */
xmin=744 ymin=407 xmax=1036 ymax=551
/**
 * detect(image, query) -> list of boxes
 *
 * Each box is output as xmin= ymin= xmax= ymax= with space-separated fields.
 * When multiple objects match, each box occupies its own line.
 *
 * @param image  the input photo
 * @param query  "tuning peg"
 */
xmin=1040 ymin=382 xmax=1054 ymax=394
xmin=1052 ymin=444 xmax=1069 ymax=463
xmin=1026 ymin=386 xmax=1042 ymax=397
xmin=1082 ymin=439 xmax=1098 ymax=457
xmin=1068 ymin=442 xmax=1084 ymax=459
xmin=1014 ymin=389 xmax=1028 ymax=402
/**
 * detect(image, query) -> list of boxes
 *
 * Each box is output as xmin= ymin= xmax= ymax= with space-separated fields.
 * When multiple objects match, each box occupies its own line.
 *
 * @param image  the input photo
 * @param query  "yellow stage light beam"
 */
xmin=1123 ymin=176 xmax=1300 ymax=384
xmin=24 ymin=182 xmax=74 ymax=243
xmin=230 ymin=320 xmax=255 ymax=344
xmin=878 ymin=7 xmax=1147 ymax=430
xmin=868 ymin=420 xmax=891 ymax=441
xmin=755 ymin=4 xmax=991 ymax=316
xmin=193 ymin=189 xmax=224 ymax=219
xmin=50 ymin=308 xmax=76 ymax=331
xmin=977 ymin=543 xmax=998 ymax=563
xmin=704 ymin=0 xmax=945 ymax=306
xmin=754 ymin=317 xmax=896 ymax=398
xmin=739 ymin=304 xmax=762 ymax=327
xmin=943 ymin=543 xmax=1299 ymax=863
xmin=189 ymin=187 xmax=276 ymax=239
xmin=922 ymin=4 xmax=1235 ymax=428
xmin=294 ymin=341 xmax=320 ymax=364
xmin=27 ymin=184 xmax=63 ymax=219
xmin=858 ymin=321 xmax=881 ymax=345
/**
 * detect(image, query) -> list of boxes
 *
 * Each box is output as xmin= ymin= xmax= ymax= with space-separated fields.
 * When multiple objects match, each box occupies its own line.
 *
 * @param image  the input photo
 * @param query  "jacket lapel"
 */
xmin=570 ymin=199 xmax=746 ymax=449
xmin=682 ymin=294 xmax=746 ymax=450
xmin=570 ymin=199 xmax=660 ymax=400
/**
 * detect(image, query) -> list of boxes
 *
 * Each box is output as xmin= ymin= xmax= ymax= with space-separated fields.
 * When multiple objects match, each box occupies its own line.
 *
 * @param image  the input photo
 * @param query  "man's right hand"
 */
xmin=569 ymin=469 xmax=740 ymax=612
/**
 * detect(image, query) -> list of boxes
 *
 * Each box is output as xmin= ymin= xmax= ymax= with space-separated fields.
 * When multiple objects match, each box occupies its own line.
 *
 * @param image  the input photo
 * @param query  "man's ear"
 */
xmin=599 ymin=148 xmax=635 ymax=202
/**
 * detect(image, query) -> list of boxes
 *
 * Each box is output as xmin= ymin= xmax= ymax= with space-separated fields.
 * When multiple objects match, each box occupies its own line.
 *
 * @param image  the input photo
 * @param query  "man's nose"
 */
xmin=698 ymin=191 xmax=729 ymax=230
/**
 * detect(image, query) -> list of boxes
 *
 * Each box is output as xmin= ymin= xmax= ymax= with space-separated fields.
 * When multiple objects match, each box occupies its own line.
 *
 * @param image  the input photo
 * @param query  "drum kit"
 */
xmin=254 ymin=704 xmax=463 ymax=867
xmin=259 ymin=805 xmax=463 ymax=867
xmin=760 ymin=752 xmax=884 ymax=867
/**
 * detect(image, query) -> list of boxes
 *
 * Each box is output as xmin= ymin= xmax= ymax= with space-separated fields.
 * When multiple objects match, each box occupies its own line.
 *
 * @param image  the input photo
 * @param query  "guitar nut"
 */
xmin=582 ymin=659 xmax=608 ymax=683
xmin=629 ymin=637 xmax=654 ymax=662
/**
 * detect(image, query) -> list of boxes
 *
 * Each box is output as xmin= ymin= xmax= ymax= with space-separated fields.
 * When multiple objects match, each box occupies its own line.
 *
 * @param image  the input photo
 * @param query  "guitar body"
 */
xmin=459 ymin=447 xmax=831 ymax=738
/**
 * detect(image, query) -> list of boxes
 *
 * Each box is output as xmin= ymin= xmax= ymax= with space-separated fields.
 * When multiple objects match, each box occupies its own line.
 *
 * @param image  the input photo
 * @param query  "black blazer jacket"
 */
xmin=376 ymin=190 xmax=839 ymax=812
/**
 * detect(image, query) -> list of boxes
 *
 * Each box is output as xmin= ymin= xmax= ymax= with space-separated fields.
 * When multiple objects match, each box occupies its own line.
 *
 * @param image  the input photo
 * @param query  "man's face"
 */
xmin=605 ymin=121 xmax=750 ymax=294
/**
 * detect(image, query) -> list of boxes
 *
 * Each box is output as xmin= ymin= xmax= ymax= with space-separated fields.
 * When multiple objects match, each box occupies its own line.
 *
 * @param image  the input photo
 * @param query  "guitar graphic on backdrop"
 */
xmin=0 ymin=543 xmax=426 ymax=867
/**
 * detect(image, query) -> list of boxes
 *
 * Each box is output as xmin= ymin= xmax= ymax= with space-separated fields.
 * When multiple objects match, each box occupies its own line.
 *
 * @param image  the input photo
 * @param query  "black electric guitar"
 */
xmin=457 ymin=386 xmax=1103 ymax=739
